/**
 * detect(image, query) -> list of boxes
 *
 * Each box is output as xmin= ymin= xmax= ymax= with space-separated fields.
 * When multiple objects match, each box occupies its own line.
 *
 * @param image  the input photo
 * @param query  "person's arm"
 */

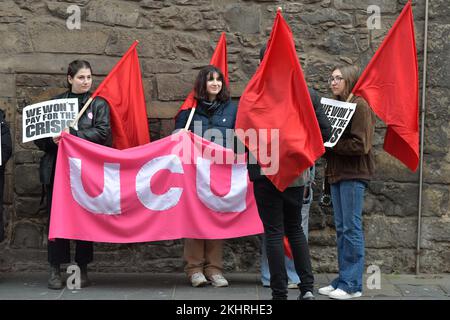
xmin=34 ymin=137 xmax=57 ymax=153
xmin=1 ymin=121 xmax=12 ymax=165
xmin=309 ymin=88 xmax=332 ymax=142
xmin=332 ymin=97 xmax=375 ymax=156
xmin=69 ymin=97 xmax=111 ymax=145
xmin=174 ymin=110 xmax=190 ymax=130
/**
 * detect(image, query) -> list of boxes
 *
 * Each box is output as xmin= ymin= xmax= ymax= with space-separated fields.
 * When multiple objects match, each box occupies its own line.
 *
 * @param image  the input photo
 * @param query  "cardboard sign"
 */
xmin=321 ymin=97 xmax=357 ymax=147
xmin=22 ymin=98 xmax=79 ymax=143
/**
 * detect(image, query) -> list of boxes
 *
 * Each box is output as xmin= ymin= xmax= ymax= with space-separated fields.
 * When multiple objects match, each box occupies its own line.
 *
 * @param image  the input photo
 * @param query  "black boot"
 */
xmin=79 ymin=264 xmax=91 ymax=288
xmin=48 ymin=264 xmax=63 ymax=290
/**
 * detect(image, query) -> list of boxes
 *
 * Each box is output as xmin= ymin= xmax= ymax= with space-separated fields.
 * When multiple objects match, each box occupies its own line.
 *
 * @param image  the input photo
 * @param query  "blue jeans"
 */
xmin=330 ymin=180 xmax=366 ymax=293
xmin=261 ymin=186 xmax=313 ymax=286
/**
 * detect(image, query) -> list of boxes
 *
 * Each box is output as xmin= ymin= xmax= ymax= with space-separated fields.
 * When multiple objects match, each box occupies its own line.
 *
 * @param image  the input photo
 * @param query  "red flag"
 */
xmin=352 ymin=1 xmax=419 ymax=171
xmin=177 ymin=33 xmax=229 ymax=112
xmin=235 ymin=10 xmax=324 ymax=191
xmin=92 ymin=41 xmax=150 ymax=149
xmin=283 ymin=236 xmax=293 ymax=259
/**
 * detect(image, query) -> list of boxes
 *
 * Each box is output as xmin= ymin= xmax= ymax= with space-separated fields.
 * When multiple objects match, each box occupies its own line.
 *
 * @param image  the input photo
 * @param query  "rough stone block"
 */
xmin=224 ymin=4 xmax=261 ymax=34
xmin=365 ymin=181 xmax=419 ymax=217
xmin=148 ymin=101 xmax=180 ymax=119
xmin=86 ymin=0 xmax=140 ymax=27
xmin=334 ymin=0 xmax=398 ymax=13
xmin=141 ymin=59 xmax=183 ymax=74
xmin=28 ymin=20 xmax=110 ymax=54
xmin=172 ymin=33 xmax=211 ymax=60
xmin=0 ymin=1 xmax=23 ymax=23
xmin=0 ymin=24 xmax=32 ymax=55
xmin=14 ymin=164 xmax=41 ymax=196
xmin=16 ymin=197 xmax=45 ymax=218
xmin=11 ymin=222 xmax=43 ymax=249
xmin=106 ymin=30 xmax=176 ymax=59
xmin=364 ymin=215 xmax=417 ymax=249
xmin=155 ymin=6 xmax=204 ymax=30
xmin=0 ymin=74 xmax=15 ymax=98
xmin=365 ymin=248 xmax=416 ymax=273
xmin=300 ymin=8 xmax=352 ymax=26
xmin=156 ymin=73 xmax=196 ymax=101
xmin=422 ymin=184 xmax=449 ymax=217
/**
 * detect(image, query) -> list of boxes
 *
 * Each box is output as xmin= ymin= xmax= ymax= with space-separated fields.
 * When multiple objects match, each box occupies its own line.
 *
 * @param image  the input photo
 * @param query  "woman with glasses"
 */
xmin=319 ymin=65 xmax=376 ymax=300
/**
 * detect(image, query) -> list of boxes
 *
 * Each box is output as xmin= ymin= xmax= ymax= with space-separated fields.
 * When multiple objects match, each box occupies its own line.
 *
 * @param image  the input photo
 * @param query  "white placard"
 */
xmin=321 ymin=97 xmax=357 ymax=148
xmin=22 ymin=98 xmax=79 ymax=143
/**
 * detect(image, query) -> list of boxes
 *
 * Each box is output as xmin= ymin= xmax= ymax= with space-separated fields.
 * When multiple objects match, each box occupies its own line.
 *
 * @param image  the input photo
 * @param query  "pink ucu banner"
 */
xmin=49 ymin=131 xmax=264 ymax=242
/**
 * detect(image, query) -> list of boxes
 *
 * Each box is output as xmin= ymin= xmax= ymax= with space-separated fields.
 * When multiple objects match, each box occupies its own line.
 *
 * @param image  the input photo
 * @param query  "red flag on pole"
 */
xmin=235 ymin=10 xmax=324 ymax=191
xmin=177 ymin=33 xmax=229 ymax=112
xmin=92 ymin=41 xmax=150 ymax=149
xmin=352 ymin=1 xmax=419 ymax=171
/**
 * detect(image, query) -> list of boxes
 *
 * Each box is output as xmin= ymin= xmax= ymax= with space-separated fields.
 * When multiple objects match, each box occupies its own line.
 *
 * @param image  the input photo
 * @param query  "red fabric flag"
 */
xmin=283 ymin=236 xmax=293 ymax=259
xmin=352 ymin=1 xmax=419 ymax=171
xmin=177 ymin=33 xmax=229 ymax=112
xmin=235 ymin=10 xmax=325 ymax=191
xmin=92 ymin=41 xmax=150 ymax=149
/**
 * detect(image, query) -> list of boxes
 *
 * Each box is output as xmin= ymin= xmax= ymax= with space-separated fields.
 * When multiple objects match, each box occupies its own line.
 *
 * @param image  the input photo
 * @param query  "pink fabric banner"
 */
xmin=49 ymin=131 xmax=264 ymax=243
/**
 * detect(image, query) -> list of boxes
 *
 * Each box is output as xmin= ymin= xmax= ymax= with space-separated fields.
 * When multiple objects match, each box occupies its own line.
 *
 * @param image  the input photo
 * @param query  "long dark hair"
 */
xmin=331 ymin=65 xmax=360 ymax=101
xmin=66 ymin=60 xmax=92 ymax=90
xmin=194 ymin=65 xmax=230 ymax=102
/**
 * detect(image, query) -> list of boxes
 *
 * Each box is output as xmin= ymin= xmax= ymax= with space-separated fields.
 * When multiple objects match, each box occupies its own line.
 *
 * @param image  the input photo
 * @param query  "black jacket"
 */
xmin=0 ymin=109 xmax=12 ymax=169
xmin=175 ymin=99 xmax=237 ymax=148
xmin=247 ymin=87 xmax=332 ymax=182
xmin=34 ymin=91 xmax=112 ymax=185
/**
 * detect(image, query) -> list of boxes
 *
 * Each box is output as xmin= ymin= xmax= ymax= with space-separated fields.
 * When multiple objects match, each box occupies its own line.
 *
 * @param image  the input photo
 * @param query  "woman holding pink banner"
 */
xmin=35 ymin=60 xmax=112 ymax=290
xmin=319 ymin=65 xmax=376 ymax=300
xmin=175 ymin=65 xmax=237 ymax=288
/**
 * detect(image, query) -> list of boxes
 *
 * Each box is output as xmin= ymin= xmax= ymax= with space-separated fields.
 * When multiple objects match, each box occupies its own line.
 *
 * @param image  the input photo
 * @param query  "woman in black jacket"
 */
xmin=175 ymin=65 xmax=236 ymax=288
xmin=35 ymin=60 xmax=112 ymax=290
xmin=0 ymin=109 xmax=12 ymax=243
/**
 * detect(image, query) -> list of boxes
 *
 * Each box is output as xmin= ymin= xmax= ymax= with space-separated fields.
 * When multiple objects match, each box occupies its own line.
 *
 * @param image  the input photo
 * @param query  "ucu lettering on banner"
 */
xmin=68 ymin=155 xmax=248 ymax=214
xmin=49 ymin=131 xmax=263 ymax=243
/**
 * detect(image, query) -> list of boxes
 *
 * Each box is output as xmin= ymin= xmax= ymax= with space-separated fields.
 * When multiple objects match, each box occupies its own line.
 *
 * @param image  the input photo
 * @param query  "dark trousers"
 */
xmin=46 ymin=184 xmax=93 ymax=266
xmin=0 ymin=168 xmax=4 ymax=242
xmin=253 ymin=178 xmax=314 ymax=299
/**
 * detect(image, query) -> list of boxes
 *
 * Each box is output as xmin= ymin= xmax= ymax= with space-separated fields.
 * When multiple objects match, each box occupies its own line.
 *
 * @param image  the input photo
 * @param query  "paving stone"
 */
xmin=396 ymin=284 xmax=446 ymax=298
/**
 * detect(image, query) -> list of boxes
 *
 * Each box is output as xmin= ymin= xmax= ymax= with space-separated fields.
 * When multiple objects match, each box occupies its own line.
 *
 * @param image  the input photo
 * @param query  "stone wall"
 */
xmin=0 ymin=0 xmax=448 ymax=274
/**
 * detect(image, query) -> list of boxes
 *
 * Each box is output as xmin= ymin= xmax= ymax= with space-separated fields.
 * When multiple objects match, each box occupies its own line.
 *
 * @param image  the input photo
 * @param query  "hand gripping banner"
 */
xmin=49 ymin=131 xmax=263 ymax=242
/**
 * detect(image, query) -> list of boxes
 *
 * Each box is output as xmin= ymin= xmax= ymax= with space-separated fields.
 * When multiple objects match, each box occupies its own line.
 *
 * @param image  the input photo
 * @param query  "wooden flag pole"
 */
xmin=183 ymin=107 xmax=196 ymax=131
xmin=70 ymin=97 xmax=93 ymax=128
xmin=346 ymin=93 xmax=354 ymax=102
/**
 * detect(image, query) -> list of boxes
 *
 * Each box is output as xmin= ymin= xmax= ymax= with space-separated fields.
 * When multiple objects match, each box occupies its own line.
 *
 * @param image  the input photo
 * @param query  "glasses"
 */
xmin=328 ymin=76 xmax=344 ymax=84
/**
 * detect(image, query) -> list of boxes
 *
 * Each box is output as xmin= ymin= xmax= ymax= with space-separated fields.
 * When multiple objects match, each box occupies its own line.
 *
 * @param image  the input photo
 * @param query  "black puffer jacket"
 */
xmin=34 ymin=91 xmax=112 ymax=185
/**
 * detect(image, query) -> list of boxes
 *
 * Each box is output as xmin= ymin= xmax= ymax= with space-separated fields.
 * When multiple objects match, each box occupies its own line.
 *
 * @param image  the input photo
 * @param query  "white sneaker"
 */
xmin=318 ymin=285 xmax=336 ymax=296
xmin=209 ymin=274 xmax=229 ymax=287
xmin=328 ymin=288 xmax=362 ymax=300
xmin=288 ymin=282 xmax=299 ymax=289
xmin=190 ymin=272 xmax=208 ymax=287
